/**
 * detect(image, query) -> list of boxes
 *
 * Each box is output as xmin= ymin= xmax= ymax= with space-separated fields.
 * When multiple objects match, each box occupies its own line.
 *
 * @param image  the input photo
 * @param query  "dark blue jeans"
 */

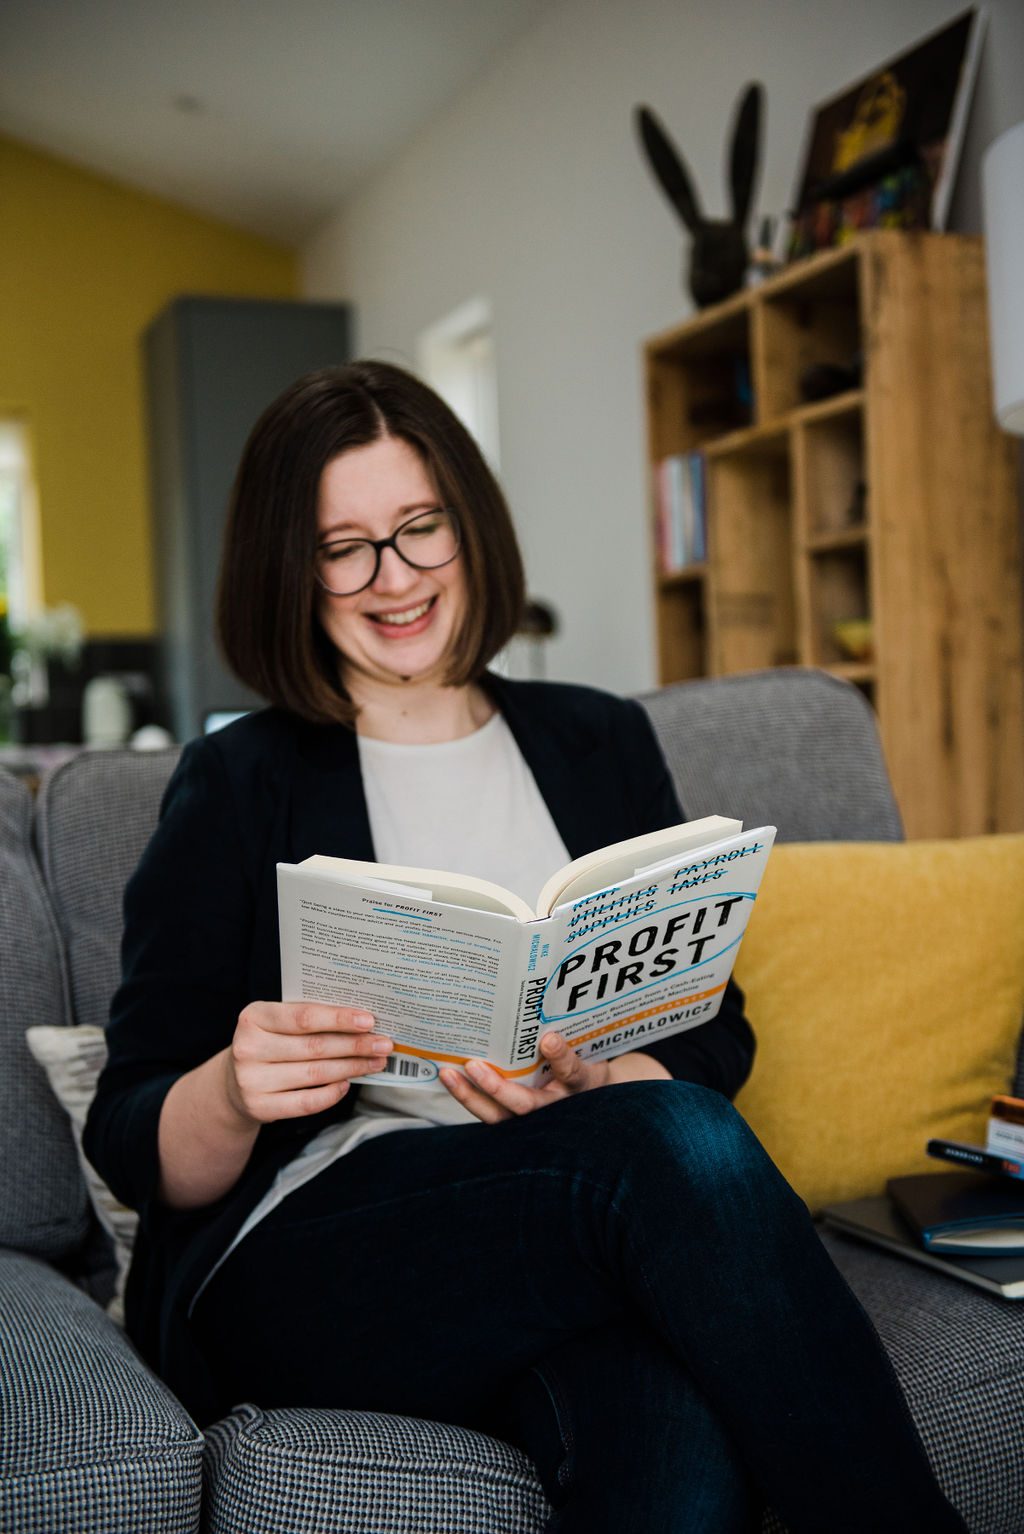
xmin=193 ymin=1082 xmax=965 ymax=1533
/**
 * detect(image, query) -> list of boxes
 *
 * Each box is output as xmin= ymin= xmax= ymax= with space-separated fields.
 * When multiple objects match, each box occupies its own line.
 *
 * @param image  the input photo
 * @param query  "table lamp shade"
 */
xmin=983 ymin=121 xmax=1024 ymax=436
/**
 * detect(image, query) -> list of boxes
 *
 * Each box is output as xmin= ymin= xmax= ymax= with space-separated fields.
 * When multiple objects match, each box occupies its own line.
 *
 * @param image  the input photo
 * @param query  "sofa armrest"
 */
xmin=202 ymin=1403 xmax=549 ymax=1534
xmin=0 ymin=1249 xmax=202 ymax=1533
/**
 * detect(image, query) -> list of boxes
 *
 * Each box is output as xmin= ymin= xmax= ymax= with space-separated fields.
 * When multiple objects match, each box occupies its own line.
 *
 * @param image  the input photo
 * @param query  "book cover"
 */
xmin=887 ymin=1170 xmax=1024 ymax=1255
xmin=277 ymin=818 xmax=775 ymax=1088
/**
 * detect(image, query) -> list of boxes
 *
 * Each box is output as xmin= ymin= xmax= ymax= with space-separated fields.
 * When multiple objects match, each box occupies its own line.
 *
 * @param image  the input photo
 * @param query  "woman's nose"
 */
xmin=371 ymin=542 xmax=419 ymax=593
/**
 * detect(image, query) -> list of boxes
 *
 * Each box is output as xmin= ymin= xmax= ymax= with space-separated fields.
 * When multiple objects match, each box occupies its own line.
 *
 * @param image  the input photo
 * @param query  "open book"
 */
xmin=277 ymin=815 xmax=775 ymax=1088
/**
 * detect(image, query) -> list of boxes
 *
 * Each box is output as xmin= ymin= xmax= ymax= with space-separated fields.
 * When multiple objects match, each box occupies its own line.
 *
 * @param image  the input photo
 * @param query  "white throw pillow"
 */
xmin=25 ymin=1024 xmax=137 ymax=1324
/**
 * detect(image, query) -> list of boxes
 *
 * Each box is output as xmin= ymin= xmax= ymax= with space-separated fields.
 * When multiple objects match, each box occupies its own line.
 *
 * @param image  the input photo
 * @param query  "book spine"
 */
xmin=926 ymin=1138 xmax=1024 ymax=1180
xmin=990 ymin=1094 xmax=1024 ymax=1126
xmin=674 ymin=454 xmax=691 ymax=568
xmin=987 ymin=1118 xmax=1024 ymax=1157
xmin=688 ymin=451 xmax=707 ymax=563
xmin=670 ymin=454 xmax=687 ymax=569
xmin=654 ymin=460 xmax=669 ymax=574
xmin=656 ymin=458 xmax=681 ymax=574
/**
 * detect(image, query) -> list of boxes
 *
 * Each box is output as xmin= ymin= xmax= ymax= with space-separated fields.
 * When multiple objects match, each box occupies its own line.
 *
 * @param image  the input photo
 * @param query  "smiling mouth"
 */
xmin=368 ymin=598 xmax=434 ymax=628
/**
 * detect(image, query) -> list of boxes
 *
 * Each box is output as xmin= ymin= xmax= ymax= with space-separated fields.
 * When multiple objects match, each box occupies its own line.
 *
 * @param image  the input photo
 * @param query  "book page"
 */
xmin=300 ymin=853 xmax=534 ymax=921
xmin=278 ymin=864 xmax=529 ymax=1086
xmin=536 ymin=815 xmax=741 ymax=915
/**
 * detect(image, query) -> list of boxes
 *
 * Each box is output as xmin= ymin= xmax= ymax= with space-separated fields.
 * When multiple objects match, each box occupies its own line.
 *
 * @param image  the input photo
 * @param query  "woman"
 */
xmin=84 ymin=361 xmax=965 ymax=1532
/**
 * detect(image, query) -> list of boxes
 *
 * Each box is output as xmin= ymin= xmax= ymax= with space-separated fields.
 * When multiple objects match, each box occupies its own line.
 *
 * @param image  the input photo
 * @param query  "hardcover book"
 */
xmin=887 ymin=1170 xmax=1024 ymax=1255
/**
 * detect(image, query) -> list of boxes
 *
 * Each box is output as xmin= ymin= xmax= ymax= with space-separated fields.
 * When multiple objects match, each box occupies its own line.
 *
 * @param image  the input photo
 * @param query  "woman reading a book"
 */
xmin=84 ymin=362 xmax=965 ymax=1533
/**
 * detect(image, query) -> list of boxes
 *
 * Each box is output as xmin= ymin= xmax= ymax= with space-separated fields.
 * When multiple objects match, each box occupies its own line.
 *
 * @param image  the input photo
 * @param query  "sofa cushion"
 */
xmin=0 ymin=1247 xmax=203 ymax=1533
xmin=822 ymin=1228 xmax=1024 ymax=1533
xmin=0 ymin=769 xmax=90 ymax=1260
xmin=34 ymin=748 xmax=180 ymax=1032
xmin=734 ymin=835 xmax=1024 ymax=1210
xmin=25 ymin=1024 xmax=137 ymax=1321
xmin=202 ymin=1405 xmax=550 ymax=1534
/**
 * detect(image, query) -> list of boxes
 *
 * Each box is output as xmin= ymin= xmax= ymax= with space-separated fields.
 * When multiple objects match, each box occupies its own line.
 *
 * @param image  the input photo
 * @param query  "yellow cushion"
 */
xmin=732 ymin=835 xmax=1024 ymax=1212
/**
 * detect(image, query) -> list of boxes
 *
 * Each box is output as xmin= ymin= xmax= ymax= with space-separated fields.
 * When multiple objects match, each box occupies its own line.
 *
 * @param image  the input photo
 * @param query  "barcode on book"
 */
xmin=377 ymin=1053 xmax=438 ymax=1083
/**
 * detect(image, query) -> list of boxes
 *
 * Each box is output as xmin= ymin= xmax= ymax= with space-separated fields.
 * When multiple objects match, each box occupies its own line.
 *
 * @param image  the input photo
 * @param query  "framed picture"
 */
xmin=787 ymin=8 xmax=985 ymax=260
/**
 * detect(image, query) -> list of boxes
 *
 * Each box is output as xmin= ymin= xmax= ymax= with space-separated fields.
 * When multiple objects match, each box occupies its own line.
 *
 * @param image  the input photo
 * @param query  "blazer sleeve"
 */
xmin=615 ymin=699 xmax=756 ymax=1100
xmin=82 ymin=736 xmax=258 ymax=1224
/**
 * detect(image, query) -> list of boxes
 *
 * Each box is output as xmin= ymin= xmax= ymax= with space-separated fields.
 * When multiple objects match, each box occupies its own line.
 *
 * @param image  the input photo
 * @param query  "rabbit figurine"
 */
xmin=635 ymin=83 xmax=764 ymax=309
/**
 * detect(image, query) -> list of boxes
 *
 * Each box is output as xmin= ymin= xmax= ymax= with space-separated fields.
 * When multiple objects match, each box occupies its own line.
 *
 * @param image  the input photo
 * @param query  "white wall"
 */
xmin=303 ymin=0 xmax=1024 ymax=695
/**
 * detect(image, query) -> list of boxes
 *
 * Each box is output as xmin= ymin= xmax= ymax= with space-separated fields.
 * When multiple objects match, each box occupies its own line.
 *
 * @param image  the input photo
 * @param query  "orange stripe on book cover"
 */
xmin=991 ymin=1095 xmax=1024 ymax=1126
xmin=567 ymin=983 xmax=727 ymax=1049
xmin=387 ymin=1043 xmax=543 ymax=1079
xmin=387 ymin=982 xmax=728 ymax=1079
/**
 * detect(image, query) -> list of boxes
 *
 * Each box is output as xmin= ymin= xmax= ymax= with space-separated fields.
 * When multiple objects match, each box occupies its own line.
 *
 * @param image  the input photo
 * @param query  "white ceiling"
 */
xmin=0 ymin=0 xmax=556 ymax=245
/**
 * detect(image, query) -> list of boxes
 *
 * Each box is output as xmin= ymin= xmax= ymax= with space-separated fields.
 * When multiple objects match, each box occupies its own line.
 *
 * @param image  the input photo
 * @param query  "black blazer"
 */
xmin=83 ymin=674 xmax=753 ymax=1419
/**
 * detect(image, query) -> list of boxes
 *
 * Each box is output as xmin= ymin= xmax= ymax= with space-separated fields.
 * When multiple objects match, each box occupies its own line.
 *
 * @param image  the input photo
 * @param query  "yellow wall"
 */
xmin=0 ymin=134 xmax=298 ymax=635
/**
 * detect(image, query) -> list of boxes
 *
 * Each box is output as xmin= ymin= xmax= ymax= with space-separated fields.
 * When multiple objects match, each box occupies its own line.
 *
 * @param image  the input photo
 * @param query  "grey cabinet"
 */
xmin=143 ymin=296 xmax=351 ymax=742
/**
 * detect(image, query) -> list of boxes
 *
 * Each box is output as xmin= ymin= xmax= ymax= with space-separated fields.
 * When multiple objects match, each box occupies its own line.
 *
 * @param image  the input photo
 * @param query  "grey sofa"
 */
xmin=2 ymin=668 xmax=1022 ymax=1532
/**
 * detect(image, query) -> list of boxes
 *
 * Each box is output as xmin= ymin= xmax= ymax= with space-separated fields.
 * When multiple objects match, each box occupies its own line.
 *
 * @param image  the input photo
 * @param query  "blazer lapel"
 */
xmin=485 ymin=673 xmax=613 ymax=860
xmin=287 ymin=718 xmax=376 ymax=865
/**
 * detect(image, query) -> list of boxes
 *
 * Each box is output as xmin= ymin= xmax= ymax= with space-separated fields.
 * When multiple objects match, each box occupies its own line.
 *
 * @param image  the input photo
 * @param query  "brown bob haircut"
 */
xmin=217 ymin=360 xmax=526 ymax=726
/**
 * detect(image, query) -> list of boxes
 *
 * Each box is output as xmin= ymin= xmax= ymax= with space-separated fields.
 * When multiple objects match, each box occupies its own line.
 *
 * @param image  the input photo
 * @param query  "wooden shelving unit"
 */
xmin=644 ymin=231 xmax=1024 ymax=838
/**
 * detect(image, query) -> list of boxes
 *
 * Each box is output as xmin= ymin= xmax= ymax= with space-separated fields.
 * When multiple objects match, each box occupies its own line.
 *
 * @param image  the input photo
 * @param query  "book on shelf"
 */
xmin=688 ymin=453 xmax=706 ymax=563
xmin=820 ymin=1194 xmax=1024 ymax=1300
xmin=655 ymin=451 xmax=707 ymax=574
xmin=277 ymin=816 xmax=775 ymax=1088
xmin=887 ymin=1170 xmax=1024 ymax=1255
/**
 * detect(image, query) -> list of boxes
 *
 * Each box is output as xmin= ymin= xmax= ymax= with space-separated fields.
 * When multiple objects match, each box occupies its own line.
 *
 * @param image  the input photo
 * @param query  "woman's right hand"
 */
xmin=157 ymin=1003 xmax=392 ymax=1209
xmin=226 ymin=1001 xmax=394 ymax=1125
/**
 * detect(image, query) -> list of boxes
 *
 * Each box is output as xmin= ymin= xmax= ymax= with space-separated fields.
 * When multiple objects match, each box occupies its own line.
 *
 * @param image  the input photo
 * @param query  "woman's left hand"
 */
xmin=438 ymin=1032 xmax=669 ymax=1123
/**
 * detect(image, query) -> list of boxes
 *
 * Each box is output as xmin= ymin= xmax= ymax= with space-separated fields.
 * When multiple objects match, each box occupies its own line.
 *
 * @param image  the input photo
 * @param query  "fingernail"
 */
xmin=371 ymin=1037 xmax=393 ymax=1053
xmin=353 ymin=1012 xmax=375 ymax=1028
xmin=541 ymin=1033 xmax=560 ymax=1052
xmin=465 ymin=1060 xmax=487 ymax=1082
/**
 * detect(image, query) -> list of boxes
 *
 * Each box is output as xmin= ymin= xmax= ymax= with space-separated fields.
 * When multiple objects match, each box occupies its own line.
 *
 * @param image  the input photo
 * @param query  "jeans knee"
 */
xmin=637 ymin=1081 xmax=765 ymax=1176
xmin=553 ymin=1081 xmax=765 ymax=1193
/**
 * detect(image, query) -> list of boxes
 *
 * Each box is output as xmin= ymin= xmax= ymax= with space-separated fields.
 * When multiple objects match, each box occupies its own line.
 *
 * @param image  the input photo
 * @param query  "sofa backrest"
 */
xmin=0 ymin=768 xmax=90 ymax=1260
xmin=34 ymin=748 xmax=182 ymax=1032
xmin=30 ymin=671 xmax=904 ymax=1043
xmin=638 ymin=669 xmax=904 ymax=842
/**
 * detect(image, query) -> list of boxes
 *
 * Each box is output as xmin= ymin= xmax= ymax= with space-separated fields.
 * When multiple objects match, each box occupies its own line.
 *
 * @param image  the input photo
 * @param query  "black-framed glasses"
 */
xmin=314 ymin=507 xmax=461 ymax=596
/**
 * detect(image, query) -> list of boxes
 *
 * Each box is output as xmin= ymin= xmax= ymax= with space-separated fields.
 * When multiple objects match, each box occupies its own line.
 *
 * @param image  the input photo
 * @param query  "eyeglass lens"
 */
xmin=316 ymin=508 xmax=460 ymax=595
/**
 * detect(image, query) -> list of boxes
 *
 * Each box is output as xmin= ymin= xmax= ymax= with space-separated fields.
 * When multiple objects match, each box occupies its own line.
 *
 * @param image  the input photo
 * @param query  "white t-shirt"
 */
xmin=353 ymin=710 xmax=569 ymax=1124
xmin=191 ymin=710 xmax=569 ymax=1302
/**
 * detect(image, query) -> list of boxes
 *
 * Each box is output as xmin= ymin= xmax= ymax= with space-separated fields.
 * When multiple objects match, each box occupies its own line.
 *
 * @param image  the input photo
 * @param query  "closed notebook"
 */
xmin=820 ymin=1196 xmax=1024 ymax=1299
xmin=886 ymin=1171 xmax=1024 ymax=1255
